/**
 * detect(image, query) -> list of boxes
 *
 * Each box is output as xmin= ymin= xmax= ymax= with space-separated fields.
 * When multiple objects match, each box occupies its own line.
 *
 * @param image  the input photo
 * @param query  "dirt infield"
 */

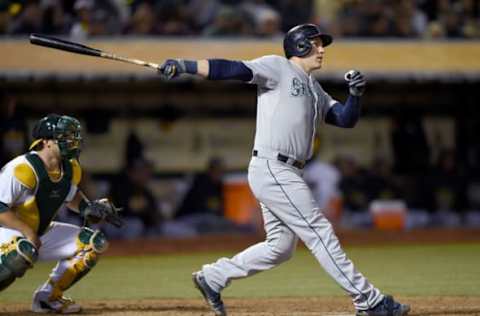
xmin=2 ymin=296 xmax=480 ymax=315
xmin=2 ymin=230 xmax=478 ymax=315
xmin=106 ymin=228 xmax=480 ymax=256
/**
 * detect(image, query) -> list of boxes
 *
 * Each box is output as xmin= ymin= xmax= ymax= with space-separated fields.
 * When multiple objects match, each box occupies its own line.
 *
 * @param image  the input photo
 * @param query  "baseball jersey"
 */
xmin=243 ymin=55 xmax=338 ymax=162
xmin=0 ymin=152 xmax=81 ymax=235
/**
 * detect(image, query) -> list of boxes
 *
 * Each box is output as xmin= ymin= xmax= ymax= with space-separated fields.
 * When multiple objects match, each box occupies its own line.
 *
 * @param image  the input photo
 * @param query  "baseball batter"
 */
xmin=159 ymin=24 xmax=410 ymax=316
xmin=0 ymin=114 xmax=122 ymax=314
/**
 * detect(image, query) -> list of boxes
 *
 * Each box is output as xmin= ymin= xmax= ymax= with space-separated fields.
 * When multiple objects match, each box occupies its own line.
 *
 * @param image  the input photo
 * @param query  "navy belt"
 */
xmin=252 ymin=150 xmax=305 ymax=169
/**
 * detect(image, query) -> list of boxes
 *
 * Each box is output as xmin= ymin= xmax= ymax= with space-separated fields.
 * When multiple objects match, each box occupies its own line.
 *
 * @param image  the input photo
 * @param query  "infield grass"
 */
xmin=2 ymin=243 xmax=479 ymax=302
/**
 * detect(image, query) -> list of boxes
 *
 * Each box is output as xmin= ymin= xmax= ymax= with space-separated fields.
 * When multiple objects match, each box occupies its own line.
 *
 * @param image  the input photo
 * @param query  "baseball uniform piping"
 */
xmin=266 ymin=160 xmax=371 ymax=308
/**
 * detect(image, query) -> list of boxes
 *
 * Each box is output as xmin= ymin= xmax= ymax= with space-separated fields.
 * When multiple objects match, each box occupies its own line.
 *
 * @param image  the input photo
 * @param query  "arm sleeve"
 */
xmin=325 ymin=95 xmax=361 ymax=128
xmin=207 ymin=59 xmax=253 ymax=81
xmin=315 ymin=82 xmax=338 ymax=121
xmin=242 ymin=55 xmax=283 ymax=89
xmin=0 ymin=201 xmax=8 ymax=212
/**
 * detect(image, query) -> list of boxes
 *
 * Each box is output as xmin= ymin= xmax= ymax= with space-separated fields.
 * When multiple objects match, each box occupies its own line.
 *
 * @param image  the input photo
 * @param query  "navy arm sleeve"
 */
xmin=208 ymin=59 xmax=253 ymax=81
xmin=325 ymin=95 xmax=361 ymax=128
xmin=0 ymin=201 xmax=9 ymax=213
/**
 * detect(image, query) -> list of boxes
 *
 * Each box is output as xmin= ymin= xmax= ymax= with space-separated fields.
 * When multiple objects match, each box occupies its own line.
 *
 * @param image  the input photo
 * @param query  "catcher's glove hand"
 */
xmin=84 ymin=198 xmax=124 ymax=228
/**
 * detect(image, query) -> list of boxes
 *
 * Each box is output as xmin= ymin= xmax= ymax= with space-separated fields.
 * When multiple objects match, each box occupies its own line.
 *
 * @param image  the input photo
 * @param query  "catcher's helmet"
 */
xmin=30 ymin=114 xmax=83 ymax=159
xmin=283 ymin=24 xmax=333 ymax=59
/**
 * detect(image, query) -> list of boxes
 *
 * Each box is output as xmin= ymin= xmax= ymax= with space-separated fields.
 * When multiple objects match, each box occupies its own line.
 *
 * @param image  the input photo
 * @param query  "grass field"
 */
xmin=1 ymin=243 xmax=480 ymax=315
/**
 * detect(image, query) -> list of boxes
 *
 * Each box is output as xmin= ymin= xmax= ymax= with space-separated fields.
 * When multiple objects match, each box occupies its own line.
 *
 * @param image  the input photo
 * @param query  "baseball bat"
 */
xmin=29 ymin=34 xmax=160 ymax=70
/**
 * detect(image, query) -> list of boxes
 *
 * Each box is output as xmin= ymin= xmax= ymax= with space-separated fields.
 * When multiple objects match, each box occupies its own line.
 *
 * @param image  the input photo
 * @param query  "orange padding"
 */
xmin=370 ymin=200 xmax=407 ymax=231
xmin=223 ymin=181 xmax=258 ymax=225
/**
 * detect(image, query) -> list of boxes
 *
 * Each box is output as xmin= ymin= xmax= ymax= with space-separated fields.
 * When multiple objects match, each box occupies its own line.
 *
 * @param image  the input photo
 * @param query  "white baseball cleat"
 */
xmin=32 ymin=290 xmax=82 ymax=314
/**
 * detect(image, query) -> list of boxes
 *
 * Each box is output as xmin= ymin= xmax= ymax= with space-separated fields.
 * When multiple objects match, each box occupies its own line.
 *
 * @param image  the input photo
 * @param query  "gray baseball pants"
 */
xmin=202 ymin=156 xmax=383 ymax=310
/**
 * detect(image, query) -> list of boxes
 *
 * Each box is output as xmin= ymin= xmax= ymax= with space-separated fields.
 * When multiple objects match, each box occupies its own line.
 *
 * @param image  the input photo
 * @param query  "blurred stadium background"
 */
xmin=1 ymin=0 xmax=480 ymax=314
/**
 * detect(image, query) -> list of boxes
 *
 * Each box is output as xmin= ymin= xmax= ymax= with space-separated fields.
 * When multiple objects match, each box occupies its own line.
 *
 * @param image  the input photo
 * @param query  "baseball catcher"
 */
xmin=0 ymin=114 xmax=122 ymax=313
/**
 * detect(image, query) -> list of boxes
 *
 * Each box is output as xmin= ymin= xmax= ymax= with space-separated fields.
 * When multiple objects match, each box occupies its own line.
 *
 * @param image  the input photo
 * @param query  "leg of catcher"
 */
xmin=32 ymin=226 xmax=108 ymax=314
xmin=0 ymin=230 xmax=38 ymax=292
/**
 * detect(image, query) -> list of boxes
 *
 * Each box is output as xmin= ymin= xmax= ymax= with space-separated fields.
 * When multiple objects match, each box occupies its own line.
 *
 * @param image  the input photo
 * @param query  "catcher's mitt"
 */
xmin=83 ymin=198 xmax=124 ymax=228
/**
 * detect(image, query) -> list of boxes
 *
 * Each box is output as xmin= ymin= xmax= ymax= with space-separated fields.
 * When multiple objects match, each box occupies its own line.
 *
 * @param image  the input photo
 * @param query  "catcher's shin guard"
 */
xmin=0 ymin=237 xmax=38 ymax=291
xmin=40 ymin=228 xmax=108 ymax=300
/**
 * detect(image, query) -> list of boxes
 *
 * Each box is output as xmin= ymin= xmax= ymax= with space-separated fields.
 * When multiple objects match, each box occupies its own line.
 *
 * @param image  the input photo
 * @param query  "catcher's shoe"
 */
xmin=192 ymin=271 xmax=226 ymax=316
xmin=32 ymin=291 xmax=82 ymax=314
xmin=356 ymin=295 xmax=410 ymax=316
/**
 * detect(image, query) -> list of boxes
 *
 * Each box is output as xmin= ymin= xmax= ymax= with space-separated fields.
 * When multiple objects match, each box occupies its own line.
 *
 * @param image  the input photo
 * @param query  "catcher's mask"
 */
xmin=29 ymin=114 xmax=83 ymax=160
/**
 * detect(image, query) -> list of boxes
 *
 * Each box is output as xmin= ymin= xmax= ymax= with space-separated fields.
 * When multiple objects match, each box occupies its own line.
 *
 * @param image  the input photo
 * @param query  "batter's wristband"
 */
xmin=79 ymin=199 xmax=89 ymax=216
xmin=184 ymin=60 xmax=198 ymax=74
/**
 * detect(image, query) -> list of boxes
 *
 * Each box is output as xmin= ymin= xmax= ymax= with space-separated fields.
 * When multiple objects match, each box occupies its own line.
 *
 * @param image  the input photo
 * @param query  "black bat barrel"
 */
xmin=30 ymin=34 xmax=103 ymax=57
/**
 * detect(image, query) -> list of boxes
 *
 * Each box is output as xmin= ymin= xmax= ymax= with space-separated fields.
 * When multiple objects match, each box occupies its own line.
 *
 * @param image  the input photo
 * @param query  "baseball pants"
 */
xmin=202 ymin=157 xmax=383 ymax=310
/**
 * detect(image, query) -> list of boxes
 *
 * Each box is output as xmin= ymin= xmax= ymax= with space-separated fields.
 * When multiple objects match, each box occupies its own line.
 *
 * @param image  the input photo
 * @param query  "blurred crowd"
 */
xmin=0 ymin=91 xmax=255 ymax=239
xmin=2 ymin=89 xmax=480 ymax=240
xmin=302 ymin=110 xmax=480 ymax=230
xmin=1 ymin=0 xmax=479 ymax=39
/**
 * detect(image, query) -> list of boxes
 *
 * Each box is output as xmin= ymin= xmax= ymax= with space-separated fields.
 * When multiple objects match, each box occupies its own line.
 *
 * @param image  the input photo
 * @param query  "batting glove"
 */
xmin=159 ymin=59 xmax=186 ymax=79
xmin=344 ymin=70 xmax=366 ymax=97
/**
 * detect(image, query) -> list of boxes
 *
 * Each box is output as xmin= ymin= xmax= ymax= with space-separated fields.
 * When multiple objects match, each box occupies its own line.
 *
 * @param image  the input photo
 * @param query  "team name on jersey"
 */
xmin=290 ymin=77 xmax=311 ymax=97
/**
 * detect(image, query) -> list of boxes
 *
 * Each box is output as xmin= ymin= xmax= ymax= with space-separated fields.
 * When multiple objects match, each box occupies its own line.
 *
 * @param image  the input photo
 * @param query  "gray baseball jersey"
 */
xmin=200 ymin=55 xmax=383 ymax=311
xmin=244 ymin=55 xmax=337 ymax=161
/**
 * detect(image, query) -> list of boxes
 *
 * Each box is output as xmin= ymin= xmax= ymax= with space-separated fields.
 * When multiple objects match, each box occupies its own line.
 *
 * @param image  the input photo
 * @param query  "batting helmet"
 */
xmin=283 ymin=24 xmax=333 ymax=59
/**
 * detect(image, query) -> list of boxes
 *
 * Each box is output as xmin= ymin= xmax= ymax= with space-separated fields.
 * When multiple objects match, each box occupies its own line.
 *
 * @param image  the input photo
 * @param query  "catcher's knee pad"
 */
xmin=46 ymin=228 xmax=108 ymax=297
xmin=75 ymin=227 xmax=108 ymax=268
xmin=0 ymin=237 xmax=38 ymax=291
xmin=78 ymin=227 xmax=108 ymax=254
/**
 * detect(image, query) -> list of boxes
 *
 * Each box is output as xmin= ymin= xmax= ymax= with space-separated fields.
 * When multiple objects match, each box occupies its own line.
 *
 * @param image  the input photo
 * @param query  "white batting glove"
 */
xmin=344 ymin=70 xmax=366 ymax=97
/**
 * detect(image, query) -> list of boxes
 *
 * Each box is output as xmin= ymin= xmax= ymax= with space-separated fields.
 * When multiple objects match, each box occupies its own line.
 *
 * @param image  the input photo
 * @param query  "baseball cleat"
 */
xmin=192 ymin=271 xmax=226 ymax=316
xmin=356 ymin=295 xmax=410 ymax=316
xmin=32 ymin=291 xmax=82 ymax=314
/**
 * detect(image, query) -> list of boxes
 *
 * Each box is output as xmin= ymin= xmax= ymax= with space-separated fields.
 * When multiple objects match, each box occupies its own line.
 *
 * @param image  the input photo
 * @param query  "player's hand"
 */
xmin=344 ymin=70 xmax=366 ymax=97
xmin=158 ymin=59 xmax=186 ymax=79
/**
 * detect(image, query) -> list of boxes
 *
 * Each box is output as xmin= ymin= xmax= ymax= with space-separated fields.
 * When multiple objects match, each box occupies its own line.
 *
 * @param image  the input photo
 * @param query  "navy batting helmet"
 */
xmin=283 ymin=24 xmax=333 ymax=59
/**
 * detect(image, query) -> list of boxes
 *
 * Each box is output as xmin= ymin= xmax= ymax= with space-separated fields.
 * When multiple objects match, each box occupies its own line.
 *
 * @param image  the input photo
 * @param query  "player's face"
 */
xmin=45 ymin=139 xmax=62 ymax=159
xmin=306 ymin=38 xmax=325 ymax=70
